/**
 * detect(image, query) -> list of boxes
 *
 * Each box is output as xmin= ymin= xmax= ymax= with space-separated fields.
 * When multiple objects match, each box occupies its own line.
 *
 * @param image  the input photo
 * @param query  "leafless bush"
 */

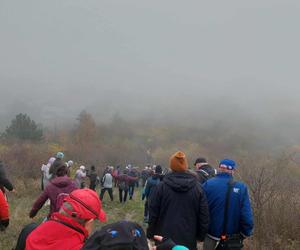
xmin=238 ymin=154 xmax=300 ymax=249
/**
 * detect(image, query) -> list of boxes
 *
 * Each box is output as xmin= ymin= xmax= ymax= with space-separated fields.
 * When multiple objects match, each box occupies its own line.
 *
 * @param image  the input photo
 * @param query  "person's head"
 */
xmin=56 ymin=164 xmax=68 ymax=177
xmin=56 ymin=152 xmax=64 ymax=160
xmin=51 ymin=159 xmax=66 ymax=176
xmin=91 ymin=165 xmax=95 ymax=171
xmin=155 ymin=165 xmax=162 ymax=174
xmin=169 ymin=151 xmax=188 ymax=173
xmin=218 ymin=159 xmax=236 ymax=175
xmin=81 ymin=221 xmax=149 ymax=250
xmin=59 ymin=189 xmax=106 ymax=235
xmin=80 ymin=165 xmax=86 ymax=171
xmin=194 ymin=157 xmax=207 ymax=170
xmin=67 ymin=160 xmax=74 ymax=168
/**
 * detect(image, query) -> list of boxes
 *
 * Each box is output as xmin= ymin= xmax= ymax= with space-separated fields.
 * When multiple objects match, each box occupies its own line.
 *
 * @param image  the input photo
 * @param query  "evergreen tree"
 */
xmin=3 ymin=113 xmax=43 ymax=141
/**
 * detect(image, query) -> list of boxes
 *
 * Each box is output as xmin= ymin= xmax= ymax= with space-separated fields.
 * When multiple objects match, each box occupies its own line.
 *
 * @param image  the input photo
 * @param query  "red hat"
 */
xmin=63 ymin=189 xmax=106 ymax=222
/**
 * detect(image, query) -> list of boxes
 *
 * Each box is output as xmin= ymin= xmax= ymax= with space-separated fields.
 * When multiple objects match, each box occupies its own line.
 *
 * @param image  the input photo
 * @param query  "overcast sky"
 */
xmin=0 ymin=0 xmax=299 ymax=127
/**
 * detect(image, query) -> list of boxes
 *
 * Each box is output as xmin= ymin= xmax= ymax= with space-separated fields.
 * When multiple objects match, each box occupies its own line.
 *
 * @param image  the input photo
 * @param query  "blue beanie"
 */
xmin=219 ymin=159 xmax=236 ymax=170
xmin=173 ymin=246 xmax=189 ymax=250
xmin=56 ymin=152 xmax=64 ymax=159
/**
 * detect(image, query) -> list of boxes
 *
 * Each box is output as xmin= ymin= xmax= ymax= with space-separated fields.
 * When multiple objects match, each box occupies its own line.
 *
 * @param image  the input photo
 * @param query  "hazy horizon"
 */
xmin=1 ymin=1 xmax=299 ymax=140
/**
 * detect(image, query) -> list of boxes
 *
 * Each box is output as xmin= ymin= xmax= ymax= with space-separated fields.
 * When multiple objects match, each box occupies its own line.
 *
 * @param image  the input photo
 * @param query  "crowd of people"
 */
xmin=0 ymin=150 xmax=254 ymax=250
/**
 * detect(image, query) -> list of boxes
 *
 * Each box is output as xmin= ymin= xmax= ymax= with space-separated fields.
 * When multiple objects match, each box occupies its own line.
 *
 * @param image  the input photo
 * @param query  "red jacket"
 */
xmin=26 ymin=212 xmax=88 ymax=250
xmin=0 ymin=189 xmax=9 ymax=220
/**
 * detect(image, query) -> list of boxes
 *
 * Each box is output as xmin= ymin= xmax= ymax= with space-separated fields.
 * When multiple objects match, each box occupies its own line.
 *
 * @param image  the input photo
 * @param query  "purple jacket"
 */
xmin=30 ymin=176 xmax=77 ymax=218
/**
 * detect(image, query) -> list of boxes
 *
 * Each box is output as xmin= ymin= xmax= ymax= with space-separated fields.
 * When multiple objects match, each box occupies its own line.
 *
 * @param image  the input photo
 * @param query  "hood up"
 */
xmin=164 ymin=172 xmax=197 ymax=192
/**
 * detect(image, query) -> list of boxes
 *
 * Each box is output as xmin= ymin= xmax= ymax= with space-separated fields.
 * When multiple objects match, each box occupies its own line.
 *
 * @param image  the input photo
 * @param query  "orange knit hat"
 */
xmin=169 ymin=151 xmax=188 ymax=172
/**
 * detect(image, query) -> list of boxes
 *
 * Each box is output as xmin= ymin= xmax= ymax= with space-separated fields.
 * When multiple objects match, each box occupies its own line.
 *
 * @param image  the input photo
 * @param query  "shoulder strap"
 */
xmin=222 ymin=179 xmax=235 ymax=237
xmin=199 ymin=169 xmax=209 ymax=177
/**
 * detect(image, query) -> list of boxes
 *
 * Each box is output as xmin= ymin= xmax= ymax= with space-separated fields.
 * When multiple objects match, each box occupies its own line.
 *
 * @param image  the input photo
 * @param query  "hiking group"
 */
xmin=0 ymin=150 xmax=254 ymax=250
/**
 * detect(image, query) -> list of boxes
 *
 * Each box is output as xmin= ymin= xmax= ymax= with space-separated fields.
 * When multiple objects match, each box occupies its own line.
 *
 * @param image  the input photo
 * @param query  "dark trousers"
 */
xmin=144 ymin=199 xmax=149 ymax=219
xmin=128 ymin=185 xmax=135 ymax=199
xmin=89 ymin=182 xmax=96 ymax=191
xmin=100 ymin=188 xmax=113 ymax=201
xmin=119 ymin=189 xmax=128 ymax=203
xmin=114 ymin=178 xmax=119 ymax=187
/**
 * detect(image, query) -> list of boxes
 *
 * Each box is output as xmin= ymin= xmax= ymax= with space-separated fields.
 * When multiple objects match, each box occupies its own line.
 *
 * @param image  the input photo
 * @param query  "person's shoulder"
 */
xmin=233 ymin=180 xmax=248 ymax=190
xmin=204 ymin=175 xmax=219 ymax=184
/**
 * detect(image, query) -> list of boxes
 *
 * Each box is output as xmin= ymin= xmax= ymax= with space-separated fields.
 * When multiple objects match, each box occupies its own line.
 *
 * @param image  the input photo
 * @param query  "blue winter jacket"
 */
xmin=202 ymin=173 xmax=253 ymax=239
xmin=143 ymin=174 xmax=163 ymax=199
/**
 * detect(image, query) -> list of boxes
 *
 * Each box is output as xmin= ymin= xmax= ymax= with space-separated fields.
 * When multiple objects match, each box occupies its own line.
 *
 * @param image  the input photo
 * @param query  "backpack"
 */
xmin=55 ymin=193 xmax=69 ymax=211
xmin=196 ymin=165 xmax=217 ymax=184
xmin=118 ymin=179 xmax=128 ymax=191
xmin=81 ymin=221 xmax=148 ymax=250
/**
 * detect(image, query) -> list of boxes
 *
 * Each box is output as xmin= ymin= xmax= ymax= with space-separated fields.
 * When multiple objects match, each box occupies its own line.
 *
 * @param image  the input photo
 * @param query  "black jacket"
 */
xmin=88 ymin=170 xmax=98 ymax=184
xmin=147 ymin=172 xmax=209 ymax=250
xmin=195 ymin=164 xmax=216 ymax=184
xmin=0 ymin=161 xmax=14 ymax=191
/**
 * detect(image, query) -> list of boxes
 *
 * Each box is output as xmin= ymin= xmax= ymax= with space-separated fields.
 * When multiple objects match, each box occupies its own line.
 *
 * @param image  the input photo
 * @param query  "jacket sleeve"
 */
xmin=0 ymin=190 xmax=9 ymax=230
xmin=142 ymin=180 xmax=148 ymax=200
xmin=127 ymin=175 xmax=138 ymax=181
xmin=29 ymin=189 xmax=49 ymax=218
xmin=144 ymin=179 xmax=151 ymax=198
xmin=0 ymin=190 xmax=9 ymax=221
xmin=0 ymin=165 xmax=14 ymax=191
xmin=240 ymin=186 xmax=254 ymax=237
xmin=147 ymin=183 xmax=162 ymax=239
xmin=197 ymin=186 xmax=210 ymax=241
xmin=0 ymin=176 xmax=14 ymax=191
xmin=114 ymin=175 xmax=121 ymax=180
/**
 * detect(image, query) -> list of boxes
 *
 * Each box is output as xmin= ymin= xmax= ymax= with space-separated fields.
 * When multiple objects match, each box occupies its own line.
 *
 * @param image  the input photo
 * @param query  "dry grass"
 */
xmin=0 ymin=179 xmax=145 ymax=250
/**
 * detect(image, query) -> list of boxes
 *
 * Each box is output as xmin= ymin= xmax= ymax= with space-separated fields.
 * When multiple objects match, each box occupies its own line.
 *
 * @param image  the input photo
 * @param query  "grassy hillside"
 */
xmin=1 ymin=177 xmax=299 ymax=250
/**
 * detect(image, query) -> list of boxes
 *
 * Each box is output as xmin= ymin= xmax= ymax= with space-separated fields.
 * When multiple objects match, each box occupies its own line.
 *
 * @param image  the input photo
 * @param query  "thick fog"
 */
xmin=0 ymin=0 xmax=300 ymax=142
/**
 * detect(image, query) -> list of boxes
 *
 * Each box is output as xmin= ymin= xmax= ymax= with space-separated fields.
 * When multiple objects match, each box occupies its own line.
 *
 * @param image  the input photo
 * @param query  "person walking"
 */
xmin=113 ymin=169 xmax=137 ymax=203
xmin=194 ymin=157 xmax=216 ymax=184
xmin=141 ymin=166 xmax=150 ymax=187
xmin=202 ymin=159 xmax=254 ymax=250
xmin=113 ymin=166 xmax=120 ymax=187
xmin=49 ymin=152 xmax=65 ymax=179
xmin=128 ymin=167 xmax=138 ymax=200
xmin=29 ymin=163 xmax=77 ymax=219
xmin=147 ymin=151 xmax=209 ymax=250
xmin=142 ymin=165 xmax=163 ymax=223
xmin=74 ymin=165 xmax=87 ymax=188
xmin=99 ymin=169 xmax=113 ymax=201
xmin=41 ymin=157 xmax=56 ymax=190
xmin=66 ymin=160 xmax=74 ymax=177
xmin=88 ymin=165 xmax=98 ymax=190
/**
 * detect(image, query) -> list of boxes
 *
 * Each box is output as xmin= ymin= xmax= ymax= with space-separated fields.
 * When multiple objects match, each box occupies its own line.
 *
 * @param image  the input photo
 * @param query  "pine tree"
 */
xmin=3 ymin=113 xmax=43 ymax=141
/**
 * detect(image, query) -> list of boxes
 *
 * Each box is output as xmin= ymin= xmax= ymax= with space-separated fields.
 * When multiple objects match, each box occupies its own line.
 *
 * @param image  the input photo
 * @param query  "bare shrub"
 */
xmin=238 ymin=154 xmax=300 ymax=249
